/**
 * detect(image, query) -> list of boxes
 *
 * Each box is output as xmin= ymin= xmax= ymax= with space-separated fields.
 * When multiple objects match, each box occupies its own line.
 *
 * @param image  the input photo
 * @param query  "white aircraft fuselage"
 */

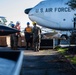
xmin=25 ymin=0 xmax=76 ymax=30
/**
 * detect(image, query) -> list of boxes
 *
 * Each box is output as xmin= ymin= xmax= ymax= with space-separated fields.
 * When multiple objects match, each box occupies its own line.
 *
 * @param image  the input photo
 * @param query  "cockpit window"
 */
xmin=0 ymin=17 xmax=7 ymax=25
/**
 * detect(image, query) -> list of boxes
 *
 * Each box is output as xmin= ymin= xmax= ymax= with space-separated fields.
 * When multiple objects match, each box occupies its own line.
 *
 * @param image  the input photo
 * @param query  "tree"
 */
xmin=67 ymin=0 xmax=76 ymax=10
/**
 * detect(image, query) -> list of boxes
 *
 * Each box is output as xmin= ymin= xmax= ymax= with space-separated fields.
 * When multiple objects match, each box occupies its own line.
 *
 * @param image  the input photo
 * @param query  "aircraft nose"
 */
xmin=0 ymin=26 xmax=20 ymax=36
xmin=24 ymin=8 xmax=32 ymax=14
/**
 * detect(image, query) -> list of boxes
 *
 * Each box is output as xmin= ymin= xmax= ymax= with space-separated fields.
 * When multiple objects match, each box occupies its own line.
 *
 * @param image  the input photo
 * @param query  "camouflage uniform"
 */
xmin=32 ymin=26 xmax=41 ymax=51
xmin=10 ymin=33 xmax=16 ymax=49
xmin=10 ymin=24 xmax=16 ymax=50
xmin=14 ymin=22 xmax=21 ymax=50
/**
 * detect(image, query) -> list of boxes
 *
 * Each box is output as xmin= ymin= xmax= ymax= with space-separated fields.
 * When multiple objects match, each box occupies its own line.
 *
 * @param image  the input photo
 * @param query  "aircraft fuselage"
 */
xmin=25 ymin=0 xmax=76 ymax=30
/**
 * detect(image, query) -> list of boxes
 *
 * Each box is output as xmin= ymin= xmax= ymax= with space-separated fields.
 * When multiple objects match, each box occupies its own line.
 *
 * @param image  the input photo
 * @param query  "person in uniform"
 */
xmin=32 ymin=21 xmax=41 ymax=52
xmin=10 ymin=24 xmax=16 ymax=50
xmin=8 ymin=21 xmax=13 ymax=27
xmin=14 ymin=21 xmax=21 ymax=50
xmin=24 ymin=22 xmax=33 ymax=50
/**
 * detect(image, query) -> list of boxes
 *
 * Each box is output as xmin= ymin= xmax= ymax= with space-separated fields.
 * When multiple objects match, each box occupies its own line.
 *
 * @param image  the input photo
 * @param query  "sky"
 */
xmin=0 ymin=0 xmax=42 ymax=29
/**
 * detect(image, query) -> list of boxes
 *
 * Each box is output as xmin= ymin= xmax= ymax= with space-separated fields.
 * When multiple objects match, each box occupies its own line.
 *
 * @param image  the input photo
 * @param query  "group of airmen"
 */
xmin=10 ymin=21 xmax=41 ymax=52
xmin=10 ymin=21 xmax=21 ymax=50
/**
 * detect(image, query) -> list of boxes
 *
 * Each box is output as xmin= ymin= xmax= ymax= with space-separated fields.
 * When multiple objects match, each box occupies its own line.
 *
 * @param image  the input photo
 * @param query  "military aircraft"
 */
xmin=24 ymin=0 xmax=76 ymax=31
xmin=0 ymin=25 xmax=20 ymax=36
xmin=0 ymin=16 xmax=20 ymax=36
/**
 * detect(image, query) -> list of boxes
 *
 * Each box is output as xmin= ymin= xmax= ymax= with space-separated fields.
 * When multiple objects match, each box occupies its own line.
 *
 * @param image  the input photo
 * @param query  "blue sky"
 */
xmin=0 ymin=0 xmax=42 ymax=28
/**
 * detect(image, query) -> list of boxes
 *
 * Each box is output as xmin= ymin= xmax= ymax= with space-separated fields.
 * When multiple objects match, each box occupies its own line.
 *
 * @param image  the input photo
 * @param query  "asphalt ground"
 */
xmin=20 ymin=49 xmax=76 ymax=75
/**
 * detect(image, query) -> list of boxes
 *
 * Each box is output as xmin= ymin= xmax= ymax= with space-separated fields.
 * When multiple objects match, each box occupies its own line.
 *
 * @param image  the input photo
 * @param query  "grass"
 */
xmin=56 ymin=46 xmax=76 ymax=65
xmin=69 ymin=57 xmax=76 ymax=64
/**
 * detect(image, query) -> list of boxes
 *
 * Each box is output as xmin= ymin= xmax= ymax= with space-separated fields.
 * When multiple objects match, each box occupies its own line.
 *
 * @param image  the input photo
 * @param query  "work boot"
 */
xmin=33 ymin=48 xmax=36 ymax=52
xmin=36 ymin=49 xmax=39 ymax=52
xmin=10 ymin=47 xmax=13 ymax=50
xmin=13 ymin=47 xmax=15 ymax=50
xmin=13 ymin=47 xmax=18 ymax=50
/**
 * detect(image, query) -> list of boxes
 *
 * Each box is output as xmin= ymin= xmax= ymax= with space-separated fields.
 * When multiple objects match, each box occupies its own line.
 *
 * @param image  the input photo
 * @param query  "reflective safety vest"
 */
xmin=25 ymin=27 xmax=32 ymax=33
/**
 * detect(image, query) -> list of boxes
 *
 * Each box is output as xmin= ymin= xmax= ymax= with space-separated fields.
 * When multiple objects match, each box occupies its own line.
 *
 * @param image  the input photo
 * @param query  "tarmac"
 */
xmin=20 ymin=49 xmax=76 ymax=75
xmin=0 ymin=47 xmax=76 ymax=75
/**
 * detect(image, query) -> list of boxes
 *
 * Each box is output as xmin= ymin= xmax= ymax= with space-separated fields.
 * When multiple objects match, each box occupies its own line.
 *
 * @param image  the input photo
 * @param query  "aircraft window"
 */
xmin=2 ymin=18 xmax=7 ymax=23
xmin=0 ymin=18 xmax=3 ymax=24
xmin=0 ymin=17 xmax=7 ymax=25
